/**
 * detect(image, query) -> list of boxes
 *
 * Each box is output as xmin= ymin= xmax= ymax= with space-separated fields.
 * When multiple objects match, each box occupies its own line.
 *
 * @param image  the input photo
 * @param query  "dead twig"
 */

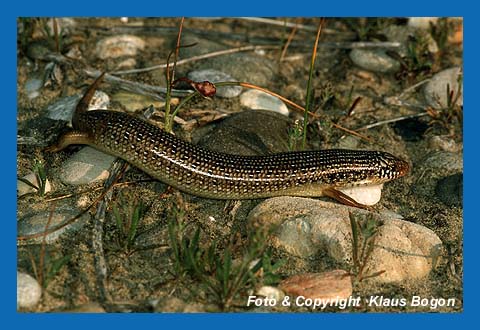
xmin=113 ymin=45 xmax=280 ymax=75
xmin=356 ymin=112 xmax=429 ymax=131
xmin=92 ymin=159 xmax=128 ymax=306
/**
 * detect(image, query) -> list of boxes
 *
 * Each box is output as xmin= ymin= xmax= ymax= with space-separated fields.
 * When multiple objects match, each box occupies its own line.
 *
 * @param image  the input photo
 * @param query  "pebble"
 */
xmin=96 ymin=35 xmax=145 ymax=59
xmin=17 ymin=206 xmax=90 ymax=244
xmin=62 ymin=302 xmax=106 ymax=313
xmin=197 ymin=110 xmax=291 ymax=156
xmin=415 ymin=151 xmax=463 ymax=198
xmin=428 ymin=135 xmax=462 ymax=153
xmin=45 ymin=91 xmax=110 ymax=123
xmin=381 ymin=24 xmax=439 ymax=55
xmin=112 ymin=91 xmax=165 ymax=112
xmin=436 ymin=173 xmax=463 ymax=207
xmin=248 ymin=197 xmax=443 ymax=283
xmin=178 ymin=34 xmax=275 ymax=87
xmin=420 ymin=151 xmax=463 ymax=173
xmin=187 ymin=69 xmax=242 ymax=98
xmin=239 ymin=90 xmax=289 ymax=116
xmin=349 ymin=49 xmax=400 ymax=73
xmin=408 ymin=17 xmax=439 ymax=29
xmin=280 ymin=270 xmax=352 ymax=301
xmin=424 ymin=67 xmax=463 ymax=109
xmin=24 ymin=76 xmax=44 ymax=100
xmin=17 ymin=271 xmax=42 ymax=309
xmin=205 ymin=53 xmax=276 ymax=87
xmin=154 ymin=296 xmax=207 ymax=313
xmin=58 ymin=147 xmax=117 ymax=185
xmin=256 ymin=286 xmax=285 ymax=301
xmin=17 ymin=172 xmax=52 ymax=197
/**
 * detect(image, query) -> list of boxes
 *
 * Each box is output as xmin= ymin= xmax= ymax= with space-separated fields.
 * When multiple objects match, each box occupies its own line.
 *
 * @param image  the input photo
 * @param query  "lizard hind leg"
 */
xmin=44 ymin=131 xmax=92 ymax=153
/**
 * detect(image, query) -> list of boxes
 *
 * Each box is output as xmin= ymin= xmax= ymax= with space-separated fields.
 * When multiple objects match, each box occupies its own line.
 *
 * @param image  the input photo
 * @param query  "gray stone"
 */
xmin=198 ymin=110 xmax=291 ymax=156
xmin=45 ymin=91 xmax=110 ymax=123
xmin=17 ymin=206 xmax=90 ymax=244
xmin=58 ymin=147 xmax=117 ymax=185
xmin=349 ymin=49 xmax=400 ymax=73
xmin=248 ymin=197 xmax=443 ymax=283
xmin=25 ymin=76 xmax=43 ymax=100
xmin=381 ymin=24 xmax=439 ymax=55
xmin=112 ymin=91 xmax=166 ymax=113
xmin=240 ymin=90 xmax=289 ymax=116
xmin=17 ymin=172 xmax=52 ymax=197
xmin=188 ymin=69 xmax=242 ymax=98
xmin=424 ymin=67 xmax=463 ymax=109
xmin=96 ymin=35 xmax=145 ymax=59
xmin=17 ymin=271 xmax=42 ymax=309
xmin=420 ymin=151 xmax=463 ymax=173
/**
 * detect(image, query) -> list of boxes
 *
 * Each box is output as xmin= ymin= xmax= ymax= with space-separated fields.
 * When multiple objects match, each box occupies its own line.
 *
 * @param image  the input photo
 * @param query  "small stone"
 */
xmin=17 ymin=271 xmax=42 ymax=309
xmin=280 ymin=270 xmax=352 ymax=301
xmin=63 ymin=302 xmax=106 ymax=313
xmin=24 ymin=76 xmax=43 ymax=100
xmin=256 ymin=286 xmax=285 ymax=301
xmin=112 ymin=91 xmax=165 ymax=112
xmin=154 ymin=297 xmax=207 ymax=313
xmin=248 ymin=197 xmax=443 ymax=283
xmin=381 ymin=24 xmax=438 ymax=55
xmin=96 ymin=35 xmax=145 ymax=59
xmin=58 ymin=147 xmax=116 ymax=185
xmin=45 ymin=91 xmax=110 ymax=123
xmin=424 ymin=67 xmax=463 ymax=109
xmin=408 ymin=17 xmax=439 ymax=29
xmin=428 ymin=135 xmax=462 ymax=153
xmin=436 ymin=173 xmax=463 ymax=207
xmin=197 ymin=110 xmax=291 ymax=156
xmin=17 ymin=172 xmax=52 ymax=197
xmin=420 ymin=151 xmax=463 ymax=173
xmin=240 ymin=90 xmax=289 ymax=116
xmin=349 ymin=49 xmax=400 ymax=73
xmin=17 ymin=206 xmax=90 ymax=244
xmin=188 ymin=69 xmax=242 ymax=98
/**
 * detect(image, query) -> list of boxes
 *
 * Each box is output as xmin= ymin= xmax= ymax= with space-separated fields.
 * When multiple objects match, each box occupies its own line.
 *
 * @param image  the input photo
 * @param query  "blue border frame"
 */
xmin=6 ymin=1 xmax=474 ymax=328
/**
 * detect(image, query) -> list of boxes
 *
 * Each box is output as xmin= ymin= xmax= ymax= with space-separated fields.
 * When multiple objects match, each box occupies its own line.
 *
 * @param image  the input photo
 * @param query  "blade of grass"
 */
xmin=302 ymin=18 xmax=326 ymax=149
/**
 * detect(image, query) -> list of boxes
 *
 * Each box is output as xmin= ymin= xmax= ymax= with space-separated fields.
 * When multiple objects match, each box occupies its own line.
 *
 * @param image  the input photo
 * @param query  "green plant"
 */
xmin=111 ymin=193 xmax=147 ymax=252
xmin=168 ymin=210 xmax=283 ymax=310
xmin=28 ymin=248 xmax=70 ymax=288
xmin=426 ymin=74 xmax=463 ymax=134
xmin=287 ymin=119 xmax=304 ymax=151
xmin=18 ymin=160 xmax=48 ymax=196
xmin=348 ymin=211 xmax=385 ymax=281
xmin=430 ymin=17 xmax=451 ymax=52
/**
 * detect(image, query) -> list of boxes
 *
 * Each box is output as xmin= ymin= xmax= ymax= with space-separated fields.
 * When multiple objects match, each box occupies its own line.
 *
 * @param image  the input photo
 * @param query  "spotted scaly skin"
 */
xmin=68 ymin=109 xmax=409 ymax=199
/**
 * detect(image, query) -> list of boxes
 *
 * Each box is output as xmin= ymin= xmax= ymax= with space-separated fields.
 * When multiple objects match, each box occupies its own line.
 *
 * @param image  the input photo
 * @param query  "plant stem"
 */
xmin=302 ymin=18 xmax=325 ymax=149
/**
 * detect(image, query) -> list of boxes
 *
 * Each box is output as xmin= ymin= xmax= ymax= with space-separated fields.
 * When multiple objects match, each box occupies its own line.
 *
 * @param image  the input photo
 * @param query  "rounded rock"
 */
xmin=96 ymin=35 xmax=145 ymax=59
xmin=256 ymin=286 xmax=285 ymax=301
xmin=349 ymin=49 xmax=400 ymax=73
xmin=240 ymin=90 xmax=289 ymax=116
xmin=424 ymin=67 xmax=463 ymax=109
xmin=248 ymin=197 xmax=443 ymax=283
xmin=58 ymin=147 xmax=117 ymax=185
xmin=45 ymin=91 xmax=110 ymax=123
xmin=17 ymin=271 xmax=42 ymax=309
xmin=17 ymin=172 xmax=52 ymax=197
xmin=188 ymin=69 xmax=242 ymax=98
xmin=17 ymin=206 xmax=90 ymax=244
xmin=25 ymin=76 xmax=44 ymax=100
